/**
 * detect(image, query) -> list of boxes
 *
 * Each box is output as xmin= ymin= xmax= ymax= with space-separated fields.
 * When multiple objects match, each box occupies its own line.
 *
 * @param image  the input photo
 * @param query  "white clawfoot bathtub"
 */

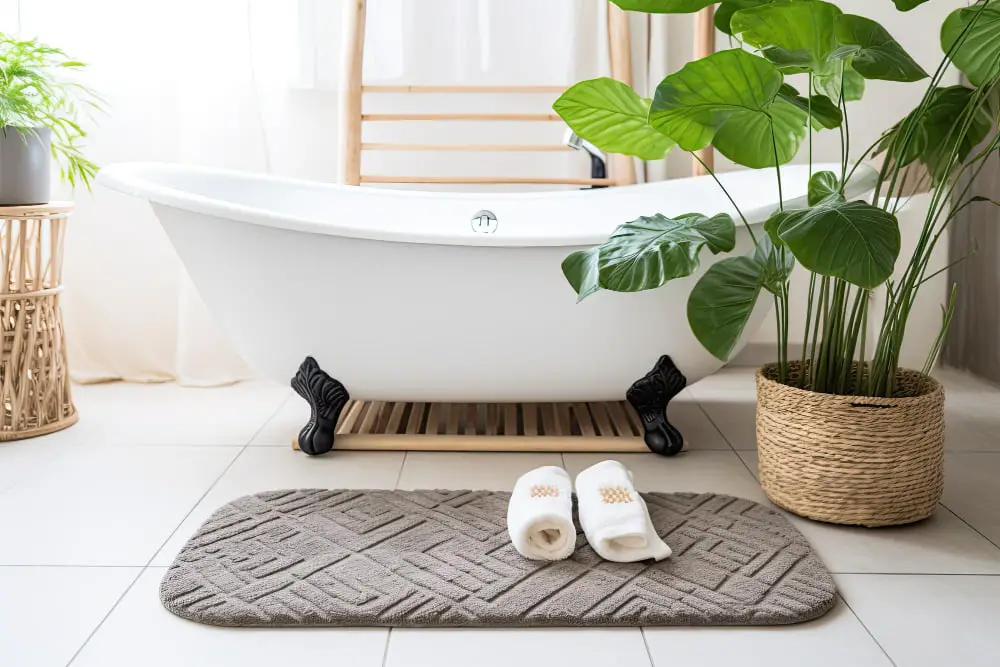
xmin=98 ymin=163 xmax=866 ymax=403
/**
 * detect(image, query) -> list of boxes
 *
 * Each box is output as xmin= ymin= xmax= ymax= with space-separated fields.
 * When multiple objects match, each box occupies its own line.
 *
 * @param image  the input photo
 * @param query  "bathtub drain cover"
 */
xmin=471 ymin=209 xmax=498 ymax=233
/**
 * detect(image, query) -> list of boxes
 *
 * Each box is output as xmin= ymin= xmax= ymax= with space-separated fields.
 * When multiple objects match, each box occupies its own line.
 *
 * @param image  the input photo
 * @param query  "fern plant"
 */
xmin=0 ymin=34 xmax=102 ymax=189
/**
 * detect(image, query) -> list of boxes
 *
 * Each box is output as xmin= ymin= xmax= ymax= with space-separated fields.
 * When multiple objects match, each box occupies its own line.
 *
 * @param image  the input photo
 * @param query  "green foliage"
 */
xmin=0 ymin=35 xmax=102 ymax=189
xmin=777 ymin=84 xmax=843 ymax=130
xmin=763 ymin=210 xmax=791 ymax=246
xmin=730 ymin=0 xmax=843 ymax=72
xmin=876 ymin=85 xmax=993 ymax=184
xmin=648 ymin=49 xmax=810 ymax=167
xmin=561 ymin=247 xmax=601 ymax=302
xmin=610 ymin=0 xmax=716 ymax=12
xmin=553 ymin=79 xmax=674 ymax=160
xmin=562 ymin=213 xmax=736 ymax=298
xmin=551 ymin=0 xmax=1000 ymax=396
xmin=807 ymin=171 xmax=840 ymax=205
xmin=711 ymin=98 xmax=807 ymax=168
xmin=814 ymin=61 xmax=866 ymax=101
xmin=893 ymin=0 xmax=930 ymax=9
xmin=687 ymin=254 xmax=769 ymax=361
xmin=775 ymin=194 xmax=901 ymax=289
xmin=715 ymin=0 xmax=771 ymax=36
xmin=941 ymin=1 xmax=1000 ymax=87
xmin=836 ymin=14 xmax=928 ymax=82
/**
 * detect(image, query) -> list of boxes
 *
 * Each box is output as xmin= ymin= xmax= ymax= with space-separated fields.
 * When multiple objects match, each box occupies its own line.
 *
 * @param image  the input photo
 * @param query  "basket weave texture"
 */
xmin=755 ymin=362 xmax=944 ymax=527
xmin=0 ymin=204 xmax=77 ymax=441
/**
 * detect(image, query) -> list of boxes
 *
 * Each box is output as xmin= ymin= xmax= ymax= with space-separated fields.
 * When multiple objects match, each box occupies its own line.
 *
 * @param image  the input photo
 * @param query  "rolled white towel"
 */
xmin=506 ymin=466 xmax=576 ymax=561
xmin=575 ymin=460 xmax=672 ymax=563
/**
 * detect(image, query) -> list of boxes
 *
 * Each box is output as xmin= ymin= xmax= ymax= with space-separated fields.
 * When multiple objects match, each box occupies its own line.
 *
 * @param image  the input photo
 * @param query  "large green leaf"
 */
xmin=712 ymin=99 xmax=808 ymax=168
xmin=596 ymin=213 xmax=737 ymax=292
xmin=808 ymin=170 xmax=839 ymax=205
xmin=941 ymin=1 xmax=1000 ymax=87
xmin=836 ymin=14 xmax=928 ymax=82
xmin=715 ymin=0 xmax=771 ymax=36
xmin=776 ymin=195 xmax=900 ymax=289
xmin=687 ymin=255 xmax=766 ymax=361
xmin=553 ymin=78 xmax=675 ymax=160
xmin=893 ymin=0 xmax=930 ymax=9
xmin=730 ymin=0 xmax=842 ymax=72
xmin=876 ymin=85 xmax=993 ymax=183
xmin=763 ymin=210 xmax=791 ymax=245
xmin=611 ymin=0 xmax=716 ymax=11
xmin=814 ymin=61 xmax=866 ymax=102
xmin=649 ymin=49 xmax=783 ymax=152
xmin=778 ymin=83 xmax=842 ymax=129
xmin=561 ymin=247 xmax=602 ymax=301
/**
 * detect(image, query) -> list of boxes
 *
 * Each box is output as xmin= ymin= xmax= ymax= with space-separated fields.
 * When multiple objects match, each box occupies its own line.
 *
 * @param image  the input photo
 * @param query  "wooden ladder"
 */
xmin=337 ymin=0 xmax=718 ymax=188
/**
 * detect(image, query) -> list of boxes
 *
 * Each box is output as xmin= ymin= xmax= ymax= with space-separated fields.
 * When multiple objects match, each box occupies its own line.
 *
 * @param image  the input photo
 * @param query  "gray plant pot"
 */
xmin=0 ymin=126 xmax=52 ymax=206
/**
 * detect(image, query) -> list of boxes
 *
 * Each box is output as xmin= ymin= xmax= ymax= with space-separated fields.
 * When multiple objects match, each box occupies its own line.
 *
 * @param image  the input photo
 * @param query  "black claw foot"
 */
xmin=626 ymin=355 xmax=687 ymax=456
xmin=290 ymin=357 xmax=350 ymax=456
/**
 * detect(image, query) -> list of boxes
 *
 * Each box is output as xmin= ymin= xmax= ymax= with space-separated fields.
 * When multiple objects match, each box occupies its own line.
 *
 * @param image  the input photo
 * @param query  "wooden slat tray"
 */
xmin=292 ymin=400 xmax=655 ymax=453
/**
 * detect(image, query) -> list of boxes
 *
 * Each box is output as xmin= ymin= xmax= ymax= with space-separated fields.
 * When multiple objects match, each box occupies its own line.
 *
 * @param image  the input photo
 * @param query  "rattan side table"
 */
xmin=0 ymin=203 xmax=77 ymax=440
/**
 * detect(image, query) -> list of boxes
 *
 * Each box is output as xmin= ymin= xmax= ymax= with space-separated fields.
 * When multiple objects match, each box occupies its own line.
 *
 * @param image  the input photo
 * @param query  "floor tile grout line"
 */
xmin=0 ymin=563 xmax=154 ymax=570
xmin=392 ymin=451 xmax=408 ymax=490
xmin=246 ymin=389 xmax=295 ymax=447
xmin=61 ymin=395 xmax=291 ymax=666
xmin=176 ymin=457 xmax=255 ymax=555
xmin=140 ymin=442 xmax=260 ymax=566
xmin=65 ymin=438 xmax=253 ymax=664
xmin=63 ymin=566 xmax=146 ymax=667
xmin=834 ymin=593 xmax=898 ymax=667
xmin=938 ymin=503 xmax=1000 ymax=552
xmin=689 ymin=394 xmax=741 ymax=454
xmin=835 ymin=571 xmax=1000 ymax=576
xmin=381 ymin=627 xmax=393 ymax=667
xmin=639 ymin=627 xmax=658 ymax=667
xmin=733 ymin=447 xmax=760 ymax=480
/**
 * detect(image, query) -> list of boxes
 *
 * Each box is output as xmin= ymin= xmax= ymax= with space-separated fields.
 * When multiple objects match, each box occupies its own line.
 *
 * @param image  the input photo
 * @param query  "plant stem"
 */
xmin=770 ymin=118 xmax=784 ymax=210
xmin=767 ymin=116 xmax=789 ymax=380
xmin=782 ymin=283 xmax=790 ymax=382
xmin=800 ymin=272 xmax=817 ymax=389
xmin=857 ymin=294 xmax=868 ymax=395
xmin=839 ymin=65 xmax=850 ymax=189
xmin=691 ymin=152 xmax=758 ymax=246
xmin=808 ymin=73 xmax=814 ymax=180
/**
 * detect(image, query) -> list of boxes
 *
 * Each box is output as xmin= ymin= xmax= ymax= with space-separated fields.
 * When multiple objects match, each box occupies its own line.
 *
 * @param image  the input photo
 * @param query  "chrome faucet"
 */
xmin=563 ymin=129 xmax=607 ymax=188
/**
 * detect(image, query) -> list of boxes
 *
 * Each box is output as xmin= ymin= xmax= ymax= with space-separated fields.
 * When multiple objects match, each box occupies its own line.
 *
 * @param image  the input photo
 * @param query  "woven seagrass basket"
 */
xmin=0 ymin=203 xmax=77 ymax=441
xmin=755 ymin=362 xmax=944 ymax=527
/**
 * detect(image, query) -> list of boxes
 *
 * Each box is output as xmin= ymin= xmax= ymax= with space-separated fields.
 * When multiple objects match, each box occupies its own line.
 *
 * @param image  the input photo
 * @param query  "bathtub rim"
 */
xmin=97 ymin=161 xmax=877 ymax=248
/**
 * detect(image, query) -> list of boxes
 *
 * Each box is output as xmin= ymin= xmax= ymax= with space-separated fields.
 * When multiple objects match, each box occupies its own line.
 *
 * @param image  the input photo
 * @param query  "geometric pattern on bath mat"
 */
xmin=160 ymin=489 xmax=836 ymax=627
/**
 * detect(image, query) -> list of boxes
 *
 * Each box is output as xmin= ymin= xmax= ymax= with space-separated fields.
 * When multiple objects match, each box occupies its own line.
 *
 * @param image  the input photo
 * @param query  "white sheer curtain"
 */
xmin=3 ymin=0 xmax=618 ymax=385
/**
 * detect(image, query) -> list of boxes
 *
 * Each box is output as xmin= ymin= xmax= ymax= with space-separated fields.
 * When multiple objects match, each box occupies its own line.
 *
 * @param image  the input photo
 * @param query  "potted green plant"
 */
xmin=0 ymin=35 xmax=101 ymax=205
xmin=554 ymin=0 xmax=999 ymax=526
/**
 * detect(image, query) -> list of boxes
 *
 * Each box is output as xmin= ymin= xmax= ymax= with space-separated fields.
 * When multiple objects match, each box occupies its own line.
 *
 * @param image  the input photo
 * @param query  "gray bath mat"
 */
xmin=161 ymin=489 xmax=836 ymax=627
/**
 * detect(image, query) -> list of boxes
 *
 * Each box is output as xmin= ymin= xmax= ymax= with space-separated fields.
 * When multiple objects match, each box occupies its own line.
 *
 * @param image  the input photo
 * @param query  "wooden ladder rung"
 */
xmin=361 ymin=143 xmax=572 ymax=152
xmin=362 ymin=85 xmax=567 ymax=94
xmin=361 ymin=113 xmax=562 ymax=122
xmin=360 ymin=176 xmax=614 ymax=186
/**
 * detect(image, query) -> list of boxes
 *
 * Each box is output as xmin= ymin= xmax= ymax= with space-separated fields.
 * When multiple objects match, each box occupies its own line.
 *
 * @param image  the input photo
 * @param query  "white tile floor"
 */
xmin=2 ymin=367 xmax=999 ymax=667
